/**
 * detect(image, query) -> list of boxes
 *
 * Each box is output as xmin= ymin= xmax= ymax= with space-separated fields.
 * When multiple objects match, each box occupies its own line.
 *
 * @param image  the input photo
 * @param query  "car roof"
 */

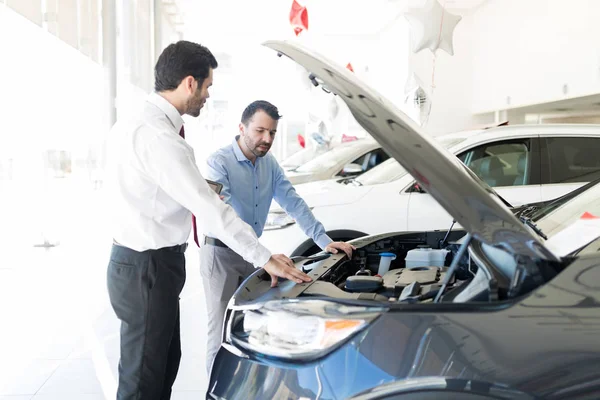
xmin=441 ymin=124 xmax=600 ymax=144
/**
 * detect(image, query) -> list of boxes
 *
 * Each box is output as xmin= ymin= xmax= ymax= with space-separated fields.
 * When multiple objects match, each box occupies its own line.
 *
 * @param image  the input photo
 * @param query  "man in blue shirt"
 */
xmin=201 ymin=100 xmax=355 ymax=373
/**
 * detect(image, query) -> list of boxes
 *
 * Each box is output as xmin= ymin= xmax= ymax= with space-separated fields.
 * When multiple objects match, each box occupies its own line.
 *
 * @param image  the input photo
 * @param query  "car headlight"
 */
xmin=264 ymin=211 xmax=296 ymax=230
xmin=227 ymin=299 xmax=384 ymax=360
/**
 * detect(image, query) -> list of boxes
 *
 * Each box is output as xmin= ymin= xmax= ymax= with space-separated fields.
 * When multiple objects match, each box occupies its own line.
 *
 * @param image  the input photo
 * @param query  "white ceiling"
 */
xmin=176 ymin=0 xmax=489 ymax=42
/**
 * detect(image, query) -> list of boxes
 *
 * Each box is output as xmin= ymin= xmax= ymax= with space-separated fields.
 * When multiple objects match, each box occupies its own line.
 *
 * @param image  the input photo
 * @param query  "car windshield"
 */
xmin=535 ymin=179 xmax=600 ymax=238
xmin=294 ymin=141 xmax=372 ymax=174
xmin=353 ymin=158 xmax=403 ymax=185
xmin=530 ymin=179 xmax=600 ymax=222
xmin=281 ymin=147 xmax=327 ymax=170
xmin=354 ymin=136 xmax=469 ymax=186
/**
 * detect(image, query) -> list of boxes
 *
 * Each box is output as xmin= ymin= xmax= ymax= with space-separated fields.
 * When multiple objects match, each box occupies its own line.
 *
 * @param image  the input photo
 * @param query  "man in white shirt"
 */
xmin=105 ymin=40 xmax=311 ymax=400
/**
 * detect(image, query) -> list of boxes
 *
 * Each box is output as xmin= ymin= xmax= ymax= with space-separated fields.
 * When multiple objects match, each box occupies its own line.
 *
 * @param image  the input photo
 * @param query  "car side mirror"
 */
xmin=406 ymin=182 xmax=426 ymax=194
xmin=341 ymin=163 xmax=363 ymax=176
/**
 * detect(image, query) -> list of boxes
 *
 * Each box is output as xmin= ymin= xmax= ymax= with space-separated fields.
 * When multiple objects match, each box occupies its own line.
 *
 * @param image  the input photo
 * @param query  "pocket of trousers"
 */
xmin=107 ymin=259 xmax=143 ymax=319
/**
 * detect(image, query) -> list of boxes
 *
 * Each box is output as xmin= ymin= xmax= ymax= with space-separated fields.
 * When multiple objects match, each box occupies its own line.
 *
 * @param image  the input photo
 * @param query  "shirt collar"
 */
xmin=147 ymin=92 xmax=185 ymax=134
xmin=232 ymin=135 xmax=252 ymax=163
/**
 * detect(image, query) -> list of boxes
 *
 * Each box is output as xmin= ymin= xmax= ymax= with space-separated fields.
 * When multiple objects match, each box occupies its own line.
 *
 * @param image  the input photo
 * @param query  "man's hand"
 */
xmin=263 ymin=254 xmax=312 ymax=288
xmin=325 ymin=241 xmax=356 ymax=259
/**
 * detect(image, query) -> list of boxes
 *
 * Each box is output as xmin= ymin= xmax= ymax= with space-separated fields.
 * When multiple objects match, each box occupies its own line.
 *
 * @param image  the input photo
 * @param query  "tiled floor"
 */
xmin=0 ymin=186 xmax=210 ymax=399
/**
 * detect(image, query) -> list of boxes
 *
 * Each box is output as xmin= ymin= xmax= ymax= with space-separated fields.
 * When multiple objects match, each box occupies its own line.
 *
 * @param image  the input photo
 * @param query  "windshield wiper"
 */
xmin=519 ymin=216 xmax=548 ymax=240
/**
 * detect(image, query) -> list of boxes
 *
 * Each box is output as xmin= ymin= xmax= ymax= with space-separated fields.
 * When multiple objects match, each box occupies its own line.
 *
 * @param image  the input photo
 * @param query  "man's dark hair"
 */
xmin=241 ymin=100 xmax=282 ymax=125
xmin=154 ymin=40 xmax=218 ymax=92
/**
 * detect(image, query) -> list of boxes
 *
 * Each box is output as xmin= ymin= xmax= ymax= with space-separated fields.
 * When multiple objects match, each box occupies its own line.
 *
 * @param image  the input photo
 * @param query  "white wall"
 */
xmin=470 ymin=0 xmax=600 ymax=113
xmin=402 ymin=0 xmax=600 ymax=134
xmin=0 ymin=5 xmax=104 ymax=179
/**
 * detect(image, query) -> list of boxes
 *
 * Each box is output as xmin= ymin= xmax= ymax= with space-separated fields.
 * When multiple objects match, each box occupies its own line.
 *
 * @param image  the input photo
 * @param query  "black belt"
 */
xmin=162 ymin=243 xmax=188 ymax=253
xmin=113 ymin=240 xmax=188 ymax=253
xmin=204 ymin=236 xmax=228 ymax=248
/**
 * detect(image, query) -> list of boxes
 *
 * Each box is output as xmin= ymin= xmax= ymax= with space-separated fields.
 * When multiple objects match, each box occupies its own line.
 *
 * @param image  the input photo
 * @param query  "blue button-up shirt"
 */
xmin=206 ymin=136 xmax=333 ymax=250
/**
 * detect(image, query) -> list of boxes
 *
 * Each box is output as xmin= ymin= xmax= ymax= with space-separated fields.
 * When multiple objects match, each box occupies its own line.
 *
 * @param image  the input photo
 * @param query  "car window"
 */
xmin=546 ymin=137 xmax=600 ymax=183
xmin=460 ymin=140 xmax=531 ymax=187
xmin=365 ymin=148 xmax=390 ymax=171
xmin=340 ymin=148 xmax=390 ymax=177
xmin=350 ymin=152 xmax=370 ymax=170
xmin=355 ymin=136 xmax=468 ymax=186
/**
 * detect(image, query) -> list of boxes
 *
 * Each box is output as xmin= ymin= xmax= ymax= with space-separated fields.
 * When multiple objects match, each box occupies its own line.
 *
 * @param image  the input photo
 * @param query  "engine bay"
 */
xmin=235 ymin=229 xmax=482 ymax=306
xmin=296 ymin=229 xmax=471 ymax=303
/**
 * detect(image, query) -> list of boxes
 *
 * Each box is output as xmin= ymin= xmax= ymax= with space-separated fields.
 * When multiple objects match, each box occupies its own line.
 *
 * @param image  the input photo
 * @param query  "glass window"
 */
xmin=353 ymin=136 xmax=468 ymax=186
xmin=460 ymin=140 xmax=530 ymax=187
xmin=364 ymin=148 xmax=390 ymax=171
xmin=546 ymin=137 xmax=600 ymax=183
xmin=337 ymin=148 xmax=390 ymax=177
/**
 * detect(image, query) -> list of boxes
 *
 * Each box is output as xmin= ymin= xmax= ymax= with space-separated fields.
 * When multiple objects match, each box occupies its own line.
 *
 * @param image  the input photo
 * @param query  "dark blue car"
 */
xmin=207 ymin=41 xmax=600 ymax=400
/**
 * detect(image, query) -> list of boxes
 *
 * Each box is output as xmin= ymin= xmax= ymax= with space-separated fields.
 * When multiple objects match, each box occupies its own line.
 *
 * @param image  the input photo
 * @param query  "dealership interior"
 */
xmin=2 ymin=0 xmax=600 ymax=399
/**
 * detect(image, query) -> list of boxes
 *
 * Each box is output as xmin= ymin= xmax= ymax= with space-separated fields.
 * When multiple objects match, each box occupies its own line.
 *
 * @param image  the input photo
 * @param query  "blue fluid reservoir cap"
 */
xmin=379 ymin=252 xmax=396 ymax=257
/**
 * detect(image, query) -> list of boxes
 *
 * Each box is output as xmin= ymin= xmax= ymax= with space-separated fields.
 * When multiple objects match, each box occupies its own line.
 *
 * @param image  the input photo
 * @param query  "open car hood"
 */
xmin=264 ymin=40 xmax=558 ymax=262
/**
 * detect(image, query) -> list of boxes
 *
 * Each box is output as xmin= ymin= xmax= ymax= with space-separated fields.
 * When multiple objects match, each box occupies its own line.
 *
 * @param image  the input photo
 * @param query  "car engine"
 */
xmin=235 ymin=230 xmax=478 ymax=306
xmin=295 ymin=230 xmax=473 ymax=303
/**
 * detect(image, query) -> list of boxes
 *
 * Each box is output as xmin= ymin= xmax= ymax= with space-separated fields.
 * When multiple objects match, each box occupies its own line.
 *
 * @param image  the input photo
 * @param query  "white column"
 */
xmin=152 ymin=0 xmax=162 ymax=63
xmin=102 ymin=0 xmax=117 ymax=129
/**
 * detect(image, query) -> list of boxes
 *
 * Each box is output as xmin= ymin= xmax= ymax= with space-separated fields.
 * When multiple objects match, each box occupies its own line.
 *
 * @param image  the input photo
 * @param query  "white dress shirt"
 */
xmin=105 ymin=93 xmax=272 ymax=267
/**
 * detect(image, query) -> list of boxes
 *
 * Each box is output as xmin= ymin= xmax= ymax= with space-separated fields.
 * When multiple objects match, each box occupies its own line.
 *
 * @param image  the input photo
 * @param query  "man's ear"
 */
xmin=238 ymin=122 xmax=245 ymax=135
xmin=182 ymin=76 xmax=196 ymax=94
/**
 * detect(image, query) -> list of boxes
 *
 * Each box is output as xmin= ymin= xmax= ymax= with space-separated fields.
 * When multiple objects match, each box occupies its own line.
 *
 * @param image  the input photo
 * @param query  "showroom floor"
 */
xmin=0 ymin=185 xmax=210 ymax=399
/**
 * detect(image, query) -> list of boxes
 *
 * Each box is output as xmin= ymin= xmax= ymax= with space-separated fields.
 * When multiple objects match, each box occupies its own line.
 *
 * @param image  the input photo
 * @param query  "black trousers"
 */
xmin=107 ymin=243 xmax=186 ymax=400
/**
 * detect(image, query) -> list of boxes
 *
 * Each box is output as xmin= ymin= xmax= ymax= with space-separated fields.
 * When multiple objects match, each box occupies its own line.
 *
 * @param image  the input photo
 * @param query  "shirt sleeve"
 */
xmin=141 ymin=134 xmax=271 ymax=268
xmin=206 ymin=154 xmax=232 ymax=205
xmin=272 ymin=160 xmax=333 ymax=250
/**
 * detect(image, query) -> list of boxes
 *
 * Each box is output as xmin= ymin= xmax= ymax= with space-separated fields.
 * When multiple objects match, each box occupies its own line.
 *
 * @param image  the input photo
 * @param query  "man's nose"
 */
xmin=262 ymin=132 xmax=273 ymax=143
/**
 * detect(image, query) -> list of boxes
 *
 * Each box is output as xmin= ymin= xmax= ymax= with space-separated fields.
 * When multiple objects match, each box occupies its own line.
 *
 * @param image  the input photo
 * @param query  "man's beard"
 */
xmin=187 ymin=91 xmax=203 ymax=117
xmin=244 ymin=135 xmax=270 ymax=157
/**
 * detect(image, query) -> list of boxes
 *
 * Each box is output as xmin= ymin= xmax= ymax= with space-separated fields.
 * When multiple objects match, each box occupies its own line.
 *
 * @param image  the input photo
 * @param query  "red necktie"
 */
xmin=179 ymin=126 xmax=200 ymax=247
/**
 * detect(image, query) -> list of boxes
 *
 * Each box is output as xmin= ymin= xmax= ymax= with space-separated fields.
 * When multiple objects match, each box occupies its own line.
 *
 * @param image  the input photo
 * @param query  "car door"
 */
xmin=405 ymin=181 xmax=456 ymax=231
xmin=540 ymin=135 xmax=600 ymax=201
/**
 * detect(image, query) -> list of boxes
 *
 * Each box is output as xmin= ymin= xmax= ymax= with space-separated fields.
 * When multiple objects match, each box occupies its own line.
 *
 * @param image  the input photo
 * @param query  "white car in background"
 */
xmin=283 ymin=138 xmax=390 ymax=185
xmin=280 ymin=147 xmax=327 ymax=171
xmin=261 ymin=124 xmax=600 ymax=256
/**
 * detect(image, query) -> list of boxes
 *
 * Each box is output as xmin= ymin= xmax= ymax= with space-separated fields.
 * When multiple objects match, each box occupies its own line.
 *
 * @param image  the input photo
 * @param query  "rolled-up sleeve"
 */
xmin=272 ymin=163 xmax=332 ymax=250
xmin=142 ymin=135 xmax=271 ymax=267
